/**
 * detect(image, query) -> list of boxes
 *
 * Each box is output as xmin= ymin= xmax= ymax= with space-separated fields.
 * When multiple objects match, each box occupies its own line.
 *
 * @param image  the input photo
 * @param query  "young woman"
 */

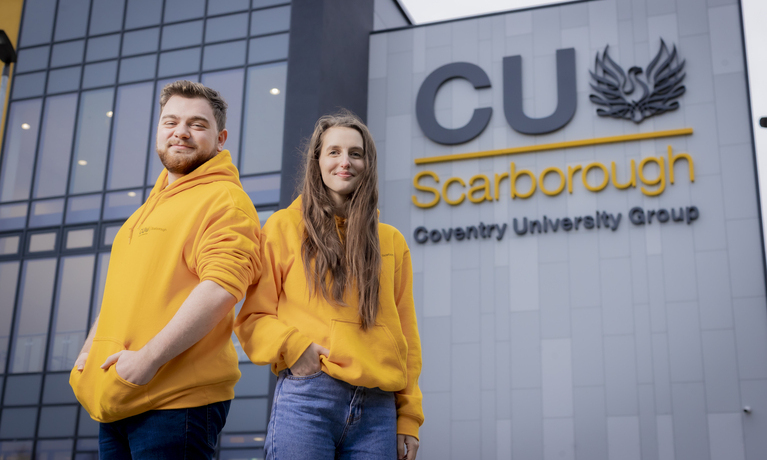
xmin=235 ymin=111 xmax=423 ymax=460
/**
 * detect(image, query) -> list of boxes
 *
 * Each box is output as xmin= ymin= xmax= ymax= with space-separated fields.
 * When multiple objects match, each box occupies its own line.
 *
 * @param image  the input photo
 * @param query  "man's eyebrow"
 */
xmin=159 ymin=114 xmax=211 ymax=124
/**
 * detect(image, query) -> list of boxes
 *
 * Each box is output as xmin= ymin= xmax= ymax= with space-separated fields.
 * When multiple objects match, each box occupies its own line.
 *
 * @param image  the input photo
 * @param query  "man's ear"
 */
xmin=217 ymin=129 xmax=228 ymax=152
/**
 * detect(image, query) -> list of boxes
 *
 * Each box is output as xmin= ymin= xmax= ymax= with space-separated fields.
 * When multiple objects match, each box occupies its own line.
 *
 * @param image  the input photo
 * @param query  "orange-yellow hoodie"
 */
xmin=70 ymin=150 xmax=261 ymax=423
xmin=234 ymin=196 xmax=424 ymax=438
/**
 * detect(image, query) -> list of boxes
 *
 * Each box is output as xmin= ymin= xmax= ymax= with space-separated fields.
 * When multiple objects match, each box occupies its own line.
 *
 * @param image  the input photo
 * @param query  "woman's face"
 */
xmin=319 ymin=126 xmax=366 ymax=208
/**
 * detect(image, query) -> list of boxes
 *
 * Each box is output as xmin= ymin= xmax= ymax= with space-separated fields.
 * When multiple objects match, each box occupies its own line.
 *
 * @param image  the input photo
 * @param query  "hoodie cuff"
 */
xmin=396 ymin=414 xmax=421 ymax=440
xmin=282 ymin=329 xmax=314 ymax=369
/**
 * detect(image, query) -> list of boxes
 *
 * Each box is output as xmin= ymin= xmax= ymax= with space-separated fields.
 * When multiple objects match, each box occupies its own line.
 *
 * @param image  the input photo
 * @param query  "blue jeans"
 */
xmin=266 ymin=370 xmax=396 ymax=460
xmin=98 ymin=400 xmax=231 ymax=459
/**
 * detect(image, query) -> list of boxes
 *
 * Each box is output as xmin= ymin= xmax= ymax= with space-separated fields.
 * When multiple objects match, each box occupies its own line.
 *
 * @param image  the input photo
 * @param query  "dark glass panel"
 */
xmin=0 ymin=99 xmax=42 ymax=202
xmin=250 ymin=6 xmax=290 ymax=36
xmin=28 ymin=232 xmax=57 ymax=253
xmin=37 ymin=406 xmax=77 ymax=437
xmin=0 ymin=235 xmax=20 ymax=255
xmin=163 ymin=0 xmax=205 ymax=23
xmin=205 ymin=13 xmax=248 ymax=43
xmin=50 ymin=40 xmax=85 ymax=67
xmin=54 ymin=0 xmax=91 ymax=42
xmin=202 ymin=40 xmax=246 ymax=71
xmin=66 ymin=194 xmax=102 ymax=224
xmin=208 ymin=0 xmax=249 ymax=15
xmin=158 ymin=48 xmax=201 ymax=78
xmin=257 ymin=209 xmax=274 ymax=224
xmin=161 ymin=21 xmax=203 ymax=50
xmin=77 ymin=407 xmax=99 ymax=437
xmin=90 ymin=252 xmax=110 ymax=320
xmin=241 ymin=174 xmax=279 ymax=205
xmin=103 ymin=190 xmax=142 ymax=220
xmin=224 ymin=398 xmax=268 ymax=432
xmin=86 ymin=34 xmax=121 ymax=62
xmin=89 ymin=0 xmax=126 ymax=35
xmin=3 ymin=375 xmax=42 ymax=406
xmin=219 ymin=433 xmax=265 ymax=448
xmin=42 ymin=373 xmax=78 ymax=403
xmin=29 ymin=199 xmax=65 ymax=228
xmin=0 ymin=204 xmax=28 ymax=231
xmin=19 ymin=0 xmax=56 ymax=47
xmin=119 ymin=55 xmax=157 ymax=83
xmin=34 ymin=93 xmax=79 ymax=198
xmin=125 ymin=0 xmax=162 ymax=29
xmin=15 ymin=46 xmax=50 ymax=73
xmin=121 ymin=28 xmax=160 ymax=56
xmin=251 ymin=0 xmax=288 ymax=9
xmin=0 ymin=262 xmax=20 ymax=373
xmin=233 ymin=363 xmax=270 ymax=396
xmin=0 ymin=408 xmax=37 ymax=439
xmin=82 ymin=60 xmax=118 ymax=89
xmin=75 ymin=438 xmax=98 ymax=451
xmin=11 ymin=71 xmax=46 ymax=99
xmin=218 ymin=448 xmax=265 ymax=459
xmin=75 ymin=454 xmax=99 ymax=460
xmin=48 ymin=255 xmax=95 ymax=371
xmin=202 ymin=69 xmax=244 ymax=165
xmin=102 ymin=225 xmax=120 ymax=247
xmin=248 ymin=33 xmax=288 ymax=64
xmin=0 ymin=440 xmax=33 ymax=459
xmin=241 ymin=63 xmax=286 ymax=174
xmin=9 ymin=258 xmax=57 ymax=373
xmin=36 ymin=439 xmax=74 ymax=459
xmin=107 ymin=83 xmax=153 ymax=189
xmin=69 ymin=88 xmax=114 ymax=194
xmin=47 ymin=66 xmax=82 ymax=94
xmin=65 ymin=227 xmax=95 ymax=249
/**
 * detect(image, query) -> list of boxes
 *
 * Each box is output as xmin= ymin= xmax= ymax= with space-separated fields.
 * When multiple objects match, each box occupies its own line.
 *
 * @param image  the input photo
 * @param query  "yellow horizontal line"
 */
xmin=413 ymin=128 xmax=694 ymax=165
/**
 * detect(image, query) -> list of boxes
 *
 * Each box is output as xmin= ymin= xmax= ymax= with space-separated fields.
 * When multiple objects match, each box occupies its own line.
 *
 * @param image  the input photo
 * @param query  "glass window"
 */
xmin=122 ymin=27 xmax=160 ymax=56
xmin=0 ymin=235 xmax=20 ymax=255
xmin=158 ymin=48 xmax=201 ymax=78
xmin=89 ymin=0 xmax=126 ymax=35
xmin=9 ymin=258 xmax=57 ymax=373
xmin=29 ymin=199 xmax=65 ymax=228
xmin=205 ymin=13 xmax=249 ymax=43
xmin=164 ymin=0 xmax=205 ymax=23
xmin=3 ymin=374 xmax=42 ymax=405
xmin=0 ymin=262 xmax=20 ymax=373
xmin=258 ymin=209 xmax=274 ymax=224
xmin=119 ymin=54 xmax=157 ymax=83
xmin=86 ymin=34 xmax=121 ymax=62
xmin=70 ymin=88 xmax=115 ymax=194
xmin=28 ymin=232 xmax=57 ymax=253
xmin=202 ymin=40 xmax=246 ymax=71
xmin=42 ymin=373 xmax=78 ymax=403
xmin=65 ymin=228 xmax=95 ymax=249
xmin=248 ymin=33 xmax=289 ymax=64
xmin=15 ymin=46 xmax=50 ymax=73
xmin=76 ymin=438 xmax=98 ymax=451
xmin=37 ymin=439 xmax=74 ymax=457
xmin=234 ymin=364 xmax=270 ymax=396
xmin=50 ymin=40 xmax=85 ymax=67
xmin=102 ymin=225 xmax=121 ymax=246
xmin=91 ymin=253 xmax=110 ymax=319
xmin=108 ymin=82 xmax=154 ymax=189
xmin=0 ymin=408 xmax=37 ymax=439
xmin=66 ymin=194 xmax=103 ymax=224
xmin=224 ymin=398 xmax=268 ymax=432
xmin=104 ymin=189 xmax=143 ymax=220
xmin=83 ymin=60 xmax=118 ymax=89
xmin=34 ymin=93 xmax=79 ymax=198
xmin=202 ymin=69 xmax=244 ymax=166
xmin=38 ymin=406 xmax=77 ymax=437
xmin=161 ymin=21 xmax=203 ymax=50
xmin=77 ymin=407 xmax=99 ymax=437
xmin=48 ymin=255 xmax=95 ymax=371
xmin=219 ymin=448 xmax=265 ymax=460
xmin=219 ymin=433 xmax=265 ymax=448
xmin=54 ymin=0 xmax=90 ymax=41
xmin=250 ymin=6 xmax=291 ymax=36
xmin=0 ymin=99 xmax=42 ymax=202
xmin=125 ymin=0 xmax=162 ymax=29
xmin=241 ymin=63 xmax=286 ymax=174
xmin=11 ymin=71 xmax=46 ymax=99
xmin=252 ymin=0 xmax=288 ymax=9
xmin=0 ymin=204 xmax=28 ymax=231
xmin=241 ymin=174 xmax=280 ymax=205
xmin=47 ymin=65 xmax=82 ymax=94
xmin=208 ymin=0 xmax=249 ymax=15
xmin=19 ymin=0 xmax=56 ymax=47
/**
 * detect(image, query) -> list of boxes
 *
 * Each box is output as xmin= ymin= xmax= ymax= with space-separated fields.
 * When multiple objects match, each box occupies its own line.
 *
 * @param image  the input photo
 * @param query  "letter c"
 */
xmin=414 ymin=226 xmax=428 ymax=244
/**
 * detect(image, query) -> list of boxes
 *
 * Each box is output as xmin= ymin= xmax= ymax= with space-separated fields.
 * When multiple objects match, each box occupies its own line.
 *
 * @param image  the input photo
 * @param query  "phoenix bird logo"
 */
xmin=589 ymin=40 xmax=686 ymax=123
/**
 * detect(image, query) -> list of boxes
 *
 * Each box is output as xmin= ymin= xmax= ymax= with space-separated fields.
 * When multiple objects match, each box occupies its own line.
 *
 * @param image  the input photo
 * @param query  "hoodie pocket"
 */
xmin=325 ymin=320 xmax=407 ymax=391
xmin=70 ymin=338 xmax=152 ymax=422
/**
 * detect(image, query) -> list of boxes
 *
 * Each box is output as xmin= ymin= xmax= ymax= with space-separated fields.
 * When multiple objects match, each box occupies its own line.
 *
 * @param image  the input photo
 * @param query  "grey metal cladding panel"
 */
xmin=600 ymin=257 xmax=633 ymax=335
xmin=560 ymin=2 xmax=589 ymax=29
xmin=701 ymin=329 xmax=741 ymax=412
xmin=740 ymin=379 xmax=767 ymax=460
xmin=651 ymin=333 xmax=673 ymax=414
xmin=568 ymin=232 xmax=601 ymax=308
xmin=532 ymin=8 xmax=561 ymax=57
xmin=684 ymin=105 xmax=719 ymax=176
xmin=512 ymin=389 xmax=544 ymax=460
xmin=452 ymin=420 xmax=481 ymax=459
xmin=678 ymin=0 xmax=709 ymax=36
xmin=573 ymin=386 xmax=608 ymax=460
xmin=420 ymin=316 xmax=451 ymax=392
xmin=679 ymin=35 xmax=715 ymax=106
xmin=666 ymin=301 xmax=705 ymax=382
xmin=690 ymin=174 xmax=727 ymax=251
xmin=720 ymin=143 xmax=759 ymax=220
xmin=451 ymin=343 xmax=481 ymax=420
xmin=708 ymin=4 xmax=744 ymax=75
xmin=714 ymin=73 xmax=751 ymax=146
xmin=634 ymin=304 xmax=654 ymax=384
xmin=571 ymin=308 xmax=604 ymax=386
xmin=385 ymin=52 xmax=414 ymax=116
xmin=419 ymin=391 xmax=451 ymax=459
xmin=671 ymin=383 xmax=711 ymax=460
xmin=544 ymin=418 xmax=575 ymax=460
xmin=733 ymin=297 xmax=767 ymax=380
xmin=481 ymin=390 xmax=497 ymax=459
xmin=604 ymin=335 xmax=639 ymax=416
xmin=496 ymin=342 xmax=511 ymax=419
xmin=696 ymin=250 xmax=734 ymax=330
xmin=494 ymin=267 xmax=510 ymax=340
xmin=726 ymin=220 xmax=766 ymax=298
xmin=637 ymin=384 xmax=660 ymax=460
xmin=450 ymin=268 xmax=481 ymax=343
xmin=510 ymin=311 xmax=541 ymax=389
xmin=539 ymin=261 xmax=570 ymax=339
xmin=481 ymin=314 xmax=496 ymax=390
xmin=646 ymin=0 xmax=676 ymax=16
xmin=660 ymin=224 xmax=698 ymax=302
xmin=387 ymin=29 xmax=413 ymax=54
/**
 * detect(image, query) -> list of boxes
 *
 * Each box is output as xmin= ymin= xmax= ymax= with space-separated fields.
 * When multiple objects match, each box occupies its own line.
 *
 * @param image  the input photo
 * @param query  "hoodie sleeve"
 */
xmin=234 ymin=212 xmax=313 ymax=370
xmin=393 ymin=235 xmax=425 ymax=439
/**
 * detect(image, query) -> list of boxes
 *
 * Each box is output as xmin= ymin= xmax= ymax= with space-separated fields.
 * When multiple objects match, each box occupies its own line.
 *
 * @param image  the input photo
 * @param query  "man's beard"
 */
xmin=157 ymin=143 xmax=217 ymax=176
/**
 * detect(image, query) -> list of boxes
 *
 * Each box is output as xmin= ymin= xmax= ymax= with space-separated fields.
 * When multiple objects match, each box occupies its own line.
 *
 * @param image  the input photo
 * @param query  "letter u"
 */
xmin=503 ymin=48 xmax=577 ymax=134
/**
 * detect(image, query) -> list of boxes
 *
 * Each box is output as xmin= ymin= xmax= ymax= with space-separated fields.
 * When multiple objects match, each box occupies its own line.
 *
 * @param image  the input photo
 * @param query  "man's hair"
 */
xmin=159 ymin=80 xmax=227 ymax=132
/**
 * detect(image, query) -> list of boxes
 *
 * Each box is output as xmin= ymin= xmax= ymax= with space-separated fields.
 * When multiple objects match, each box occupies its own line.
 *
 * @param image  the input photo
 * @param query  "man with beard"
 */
xmin=70 ymin=80 xmax=261 ymax=459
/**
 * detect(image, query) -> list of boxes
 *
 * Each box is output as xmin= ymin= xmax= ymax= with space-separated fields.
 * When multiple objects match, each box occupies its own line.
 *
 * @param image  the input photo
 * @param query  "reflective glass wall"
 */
xmin=0 ymin=0 xmax=289 ymax=458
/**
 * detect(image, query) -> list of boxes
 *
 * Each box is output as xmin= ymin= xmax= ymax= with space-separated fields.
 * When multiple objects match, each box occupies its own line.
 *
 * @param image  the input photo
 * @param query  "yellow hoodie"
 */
xmin=234 ymin=196 xmax=424 ymax=438
xmin=70 ymin=151 xmax=261 ymax=423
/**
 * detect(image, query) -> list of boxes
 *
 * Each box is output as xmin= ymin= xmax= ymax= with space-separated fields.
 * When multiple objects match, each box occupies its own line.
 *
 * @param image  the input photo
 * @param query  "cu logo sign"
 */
xmin=416 ymin=48 xmax=577 ymax=144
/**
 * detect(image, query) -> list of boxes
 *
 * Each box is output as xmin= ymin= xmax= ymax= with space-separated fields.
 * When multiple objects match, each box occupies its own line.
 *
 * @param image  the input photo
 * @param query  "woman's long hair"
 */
xmin=300 ymin=110 xmax=381 ymax=330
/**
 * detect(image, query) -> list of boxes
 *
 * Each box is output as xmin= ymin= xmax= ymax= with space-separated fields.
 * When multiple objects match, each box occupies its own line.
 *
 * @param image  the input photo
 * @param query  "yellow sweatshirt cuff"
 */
xmin=282 ymin=329 xmax=314 ymax=368
xmin=397 ymin=414 xmax=421 ymax=439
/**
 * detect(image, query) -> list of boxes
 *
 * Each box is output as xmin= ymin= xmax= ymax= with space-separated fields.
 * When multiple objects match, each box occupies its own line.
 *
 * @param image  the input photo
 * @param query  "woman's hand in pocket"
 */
xmin=101 ymin=350 xmax=159 ymax=385
xmin=290 ymin=343 xmax=329 ymax=376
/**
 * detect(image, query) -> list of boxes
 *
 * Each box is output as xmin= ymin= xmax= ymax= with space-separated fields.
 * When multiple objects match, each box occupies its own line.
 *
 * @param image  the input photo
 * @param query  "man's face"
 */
xmin=156 ymin=96 xmax=227 ymax=180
